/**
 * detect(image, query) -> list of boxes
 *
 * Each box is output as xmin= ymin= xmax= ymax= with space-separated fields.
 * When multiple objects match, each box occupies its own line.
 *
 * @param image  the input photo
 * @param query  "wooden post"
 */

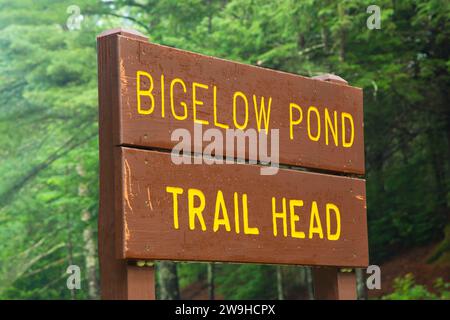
xmin=97 ymin=28 xmax=155 ymax=300
xmin=127 ymin=263 xmax=156 ymax=300
xmin=313 ymin=267 xmax=357 ymax=300
xmin=311 ymin=74 xmax=357 ymax=300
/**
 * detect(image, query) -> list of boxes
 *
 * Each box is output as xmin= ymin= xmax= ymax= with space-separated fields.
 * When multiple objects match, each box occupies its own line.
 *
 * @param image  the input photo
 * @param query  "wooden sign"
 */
xmin=97 ymin=29 xmax=368 ymax=300
xmin=112 ymin=30 xmax=364 ymax=174
xmin=118 ymin=147 xmax=368 ymax=267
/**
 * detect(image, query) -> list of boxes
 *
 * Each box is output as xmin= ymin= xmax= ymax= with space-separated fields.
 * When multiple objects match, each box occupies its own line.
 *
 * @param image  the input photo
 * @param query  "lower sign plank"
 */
xmin=117 ymin=147 xmax=368 ymax=267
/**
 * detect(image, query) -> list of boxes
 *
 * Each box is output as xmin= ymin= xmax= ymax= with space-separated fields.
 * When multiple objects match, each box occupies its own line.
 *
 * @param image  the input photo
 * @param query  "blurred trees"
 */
xmin=0 ymin=0 xmax=448 ymax=299
xmin=0 ymin=0 xmax=99 ymax=299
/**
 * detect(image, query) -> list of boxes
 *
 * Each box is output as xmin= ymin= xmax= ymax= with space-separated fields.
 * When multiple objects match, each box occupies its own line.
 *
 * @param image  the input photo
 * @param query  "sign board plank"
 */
xmin=115 ymin=35 xmax=365 ymax=174
xmin=117 ymin=147 xmax=368 ymax=267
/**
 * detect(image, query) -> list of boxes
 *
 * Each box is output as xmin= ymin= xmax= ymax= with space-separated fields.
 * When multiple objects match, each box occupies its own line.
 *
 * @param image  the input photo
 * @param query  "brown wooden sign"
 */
xmin=97 ymin=29 xmax=368 ymax=300
xmin=114 ymin=31 xmax=364 ymax=174
xmin=117 ymin=147 xmax=368 ymax=267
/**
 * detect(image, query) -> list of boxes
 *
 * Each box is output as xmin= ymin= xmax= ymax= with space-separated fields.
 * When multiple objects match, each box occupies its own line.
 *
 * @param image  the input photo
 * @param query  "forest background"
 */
xmin=0 ymin=0 xmax=449 ymax=299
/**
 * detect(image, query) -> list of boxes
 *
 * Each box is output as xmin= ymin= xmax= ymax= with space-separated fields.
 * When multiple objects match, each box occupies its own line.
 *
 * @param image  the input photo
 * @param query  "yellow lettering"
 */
xmin=192 ymin=82 xmax=209 ymax=125
xmin=213 ymin=190 xmax=231 ymax=232
xmin=309 ymin=201 xmax=323 ymax=239
xmin=170 ymin=78 xmax=188 ymax=120
xmin=213 ymin=85 xmax=229 ymax=129
xmin=233 ymin=91 xmax=249 ymax=130
xmin=166 ymin=186 xmax=183 ymax=230
xmin=325 ymin=108 xmax=338 ymax=146
xmin=188 ymin=188 xmax=206 ymax=231
xmin=137 ymin=71 xmax=155 ymax=115
xmin=161 ymin=74 xmax=165 ymax=118
xmin=253 ymin=95 xmax=272 ymax=133
xmin=242 ymin=193 xmax=259 ymax=235
xmin=307 ymin=106 xmax=321 ymax=142
xmin=289 ymin=199 xmax=305 ymax=239
xmin=326 ymin=203 xmax=341 ymax=240
xmin=341 ymin=112 xmax=354 ymax=147
xmin=272 ymin=197 xmax=287 ymax=237
xmin=289 ymin=103 xmax=303 ymax=140
xmin=233 ymin=192 xmax=240 ymax=234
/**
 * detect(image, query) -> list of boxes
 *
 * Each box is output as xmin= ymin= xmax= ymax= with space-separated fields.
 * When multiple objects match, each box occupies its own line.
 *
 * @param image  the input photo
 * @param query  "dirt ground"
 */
xmin=367 ymin=241 xmax=450 ymax=299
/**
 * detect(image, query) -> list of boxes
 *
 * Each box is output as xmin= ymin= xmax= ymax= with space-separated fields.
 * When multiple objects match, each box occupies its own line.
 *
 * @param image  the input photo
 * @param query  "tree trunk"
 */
xmin=372 ymin=152 xmax=386 ymax=218
xmin=157 ymin=261 xmax=180 ymax=299
xmin=77 ymin=164 xmax=99 ymax=299
xmin=428 ymin=130 xmax=449 ymax=219
xmin=356 ymin=268 xmax=367 ymax=300
xmin=66 ymin=168 xmax=76 ymax=300
xmin=66 ymin=215 xmax=76 ymax=299
xmin=337 ymin=3 xmax=346 ymax=62
xmin=81 ymin=210 xmax=98 ymax=299
xmin=207 ymin=263 xmax=215 ymax=300
xmin=276 ymin=266 xmax=284 ymax=300
xmin=306 ymin=267 xmax=314 ymax=300
xmin=206 ymin=0 xmax=213 ymax=34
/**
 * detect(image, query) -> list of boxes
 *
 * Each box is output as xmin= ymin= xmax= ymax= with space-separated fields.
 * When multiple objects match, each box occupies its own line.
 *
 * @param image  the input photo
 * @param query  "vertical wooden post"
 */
xmin=313 ymin=267 xmax=357 ymax=300
xmin=97 ymin=28 xmax=155 ymax=300
xmin=127 ymin=264 xmax=156 ymax=300
xmin=311 ymin=74 xmax=357 ymax=300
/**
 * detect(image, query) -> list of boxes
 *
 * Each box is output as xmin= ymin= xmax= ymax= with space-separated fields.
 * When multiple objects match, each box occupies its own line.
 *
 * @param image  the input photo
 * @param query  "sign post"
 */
xmin=98 ymin=29 xmax=156 ymax=299
xmin=97 ymin=28 xmax=368 ymax=300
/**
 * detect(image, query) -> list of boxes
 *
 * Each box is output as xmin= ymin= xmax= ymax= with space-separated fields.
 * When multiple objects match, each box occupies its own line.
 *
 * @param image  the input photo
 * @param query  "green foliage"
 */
xmin=217 ymin=264 xmax=277 ymax=300
xmin=382 ymin=274 xmax=450 ymax=300
xmin=0 ymin=0 xmax=449 ymax=299
xmin=0 ymin=0 xmax=99 ymax=299
xmin=178 ymin=262 xmax=206 ymax=289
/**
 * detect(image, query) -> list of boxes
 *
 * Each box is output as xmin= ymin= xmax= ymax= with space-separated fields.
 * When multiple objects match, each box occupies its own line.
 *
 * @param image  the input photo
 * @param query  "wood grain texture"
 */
xmin=98 ymin=29 xmax=155 ymax=300
xmin=313 ymin=268 xmax=357 ymax=300
xmin=117 ymin=146 xmax=368 ymax=267
xmin=116 ymin=35 xmax=365 ymax=174
xmin=126 ymin=265 xmax=156 ymax=300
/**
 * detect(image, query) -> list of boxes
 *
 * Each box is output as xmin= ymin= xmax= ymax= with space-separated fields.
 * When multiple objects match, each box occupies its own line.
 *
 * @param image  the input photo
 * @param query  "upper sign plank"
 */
xmin=115 ymin=35 xmax=365 ymax=174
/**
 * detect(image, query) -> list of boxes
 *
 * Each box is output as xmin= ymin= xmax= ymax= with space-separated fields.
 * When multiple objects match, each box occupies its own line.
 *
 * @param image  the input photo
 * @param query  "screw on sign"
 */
xmin=97 ymin=28 xmax=367 ymax=300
